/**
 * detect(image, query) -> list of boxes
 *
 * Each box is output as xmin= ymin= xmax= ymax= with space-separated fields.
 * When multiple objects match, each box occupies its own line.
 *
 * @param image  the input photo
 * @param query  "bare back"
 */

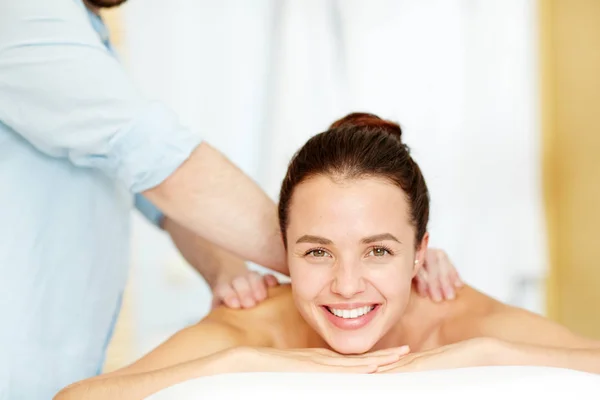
xmin=205 ymin=284 xmax=325 ymax=349
xmin=104 ymin=283 xmax=594 ymax=380
xmin=427 ymin=285 xmax=595 ymax=349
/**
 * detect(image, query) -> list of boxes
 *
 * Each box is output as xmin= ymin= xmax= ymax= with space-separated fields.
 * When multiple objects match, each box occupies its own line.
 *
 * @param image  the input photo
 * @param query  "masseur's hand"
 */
xmin=217 ymin=346 xmax=411 ymax=374
xmin=375 ymin=338 xmax=497 ymax=373
xmin=211 ymin=270 xmax=280 ymax=309
xmin=414 ymin=248 xmax=464 ymax=302
xmin=161 ymin=215 xmax=281 ymax=309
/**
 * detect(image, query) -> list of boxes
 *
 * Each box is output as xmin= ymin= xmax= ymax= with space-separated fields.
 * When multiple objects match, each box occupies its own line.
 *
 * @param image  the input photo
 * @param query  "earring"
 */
xmin=414 ymin=260 xmax=419 ymax=264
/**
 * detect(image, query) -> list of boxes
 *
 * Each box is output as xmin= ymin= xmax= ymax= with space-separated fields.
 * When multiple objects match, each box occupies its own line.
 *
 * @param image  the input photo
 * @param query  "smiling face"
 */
xmin=286 ymin=174 xmax=428 ymax=354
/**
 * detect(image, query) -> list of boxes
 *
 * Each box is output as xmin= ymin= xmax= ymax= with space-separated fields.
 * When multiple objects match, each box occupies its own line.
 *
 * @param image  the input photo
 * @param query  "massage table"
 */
xmin=147 ymin=366 xmax=600 ymax=399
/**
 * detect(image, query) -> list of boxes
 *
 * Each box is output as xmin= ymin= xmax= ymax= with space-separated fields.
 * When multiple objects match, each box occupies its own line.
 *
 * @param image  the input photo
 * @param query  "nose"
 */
xmin=330 ymin=261 xmax=366 ymax=298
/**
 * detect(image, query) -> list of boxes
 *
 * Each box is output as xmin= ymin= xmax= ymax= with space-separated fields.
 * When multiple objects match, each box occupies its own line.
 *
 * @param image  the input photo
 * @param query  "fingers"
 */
xmin=414 ymin=269 xmax=429 ymax=297
xmin=263 ymin=347 xmax=412 ymax=375
xmin=231 ymin=276 xmax=257 ymax=308
xmin=376 ymin=361 xmax=406 ymax=373
xmin=214 ymin=271 xmax=279 ymax=310
xmin=375 ymin=363 xmax=397 ymax=373
xmin=439 ymin=274 xmax=455 ymax=300
xmin=346 ymin=346 xmax=410 ymax=359
xmin=436 ymin=250 xmax=462 ymax=298
xmin=426 ymin=279 xmax=444 ymax=303
xmin=315 ymin=353 xmax=401 ymax=368
xmin=307 ymin=348 xmax=334 ymax=356
xmin=378 ymin=345 xmax=410 ymax=357
xmin=310 ymin=346 xmax=409 ymax=359
xmin=450 ymin=269 xmax=464 ymax=288
xmin=247 ymin=271 xmax=268 ymax=303
xmin=375 ymin=354 xmax=418 ymax=373
xmin=420 ymin=248 xmax=464 ymax=302
xmin=313 ymin=347 xmax=409 ymax=368
xmin=213 ymin=283 xmax=240 ymax=309
xmin=426 ymin=251 xmax=444 ymax=302
xmin=264 ymin=274 xmax=280 ymax=288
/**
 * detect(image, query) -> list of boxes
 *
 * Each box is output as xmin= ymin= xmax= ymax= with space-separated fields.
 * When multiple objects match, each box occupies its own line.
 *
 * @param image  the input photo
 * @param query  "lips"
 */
xmin=321 ymin=303 xmax=381 ymax=330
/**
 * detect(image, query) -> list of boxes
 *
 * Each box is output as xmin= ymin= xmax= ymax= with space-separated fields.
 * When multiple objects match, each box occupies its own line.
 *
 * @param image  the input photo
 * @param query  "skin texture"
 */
xmin=55 ymin=176 xmax=600 ymax=400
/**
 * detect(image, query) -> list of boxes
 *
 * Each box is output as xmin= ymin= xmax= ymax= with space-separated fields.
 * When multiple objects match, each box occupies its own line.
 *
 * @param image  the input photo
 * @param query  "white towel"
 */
xmin=146 ymin=366 xmax=600 ymax=400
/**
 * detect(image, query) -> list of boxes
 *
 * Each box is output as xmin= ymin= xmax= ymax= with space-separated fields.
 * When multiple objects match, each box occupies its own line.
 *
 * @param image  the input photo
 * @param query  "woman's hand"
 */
xmin=211 ymin=270 xmax=280 ymax=309
xmin=376 ymin=338 xmax=499 ymax=373
xmin=414 ymin=248 xmax=464 ymax=302
xmin=218 ymin=345 xmax=411 ymax=374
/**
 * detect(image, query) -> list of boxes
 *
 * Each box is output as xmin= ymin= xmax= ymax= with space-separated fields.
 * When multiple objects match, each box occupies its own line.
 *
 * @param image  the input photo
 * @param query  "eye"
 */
xmin=305 ymin=248 xmax=331 ymax=258
xmin=367 ymin=246 xmax=393 ymax=257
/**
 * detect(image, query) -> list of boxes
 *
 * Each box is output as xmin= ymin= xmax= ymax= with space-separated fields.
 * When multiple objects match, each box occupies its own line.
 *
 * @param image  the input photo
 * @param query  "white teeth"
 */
xmin=329 ymin=305 xmax=375 ymax=319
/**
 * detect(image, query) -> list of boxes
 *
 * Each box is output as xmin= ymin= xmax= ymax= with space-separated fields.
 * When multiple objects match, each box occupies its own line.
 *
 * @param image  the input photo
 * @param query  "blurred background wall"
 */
xmin=540 ymin=0 xmax=600 ymax=339
xmin=101 ymin=0 xmax=600 ymax=371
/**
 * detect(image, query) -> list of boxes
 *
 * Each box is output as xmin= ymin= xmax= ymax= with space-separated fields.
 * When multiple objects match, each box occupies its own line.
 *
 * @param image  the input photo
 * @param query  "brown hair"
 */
xmin=278 ymin=112 xmax=430 ymax=248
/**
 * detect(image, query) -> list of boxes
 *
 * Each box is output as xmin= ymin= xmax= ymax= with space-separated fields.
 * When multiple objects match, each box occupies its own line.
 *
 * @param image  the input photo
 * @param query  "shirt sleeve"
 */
xmin=0 ymin=0 xmax=202 ymax=193
xmin=134 ymin=194 xmax=165 ymax=229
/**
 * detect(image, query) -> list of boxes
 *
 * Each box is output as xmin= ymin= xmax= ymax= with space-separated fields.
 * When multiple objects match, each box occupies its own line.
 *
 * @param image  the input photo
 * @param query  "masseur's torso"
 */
xmin=0 ymin=1 xmax=183 ymax=397
xmin=0 ymin=5 xmax=128 ymax=398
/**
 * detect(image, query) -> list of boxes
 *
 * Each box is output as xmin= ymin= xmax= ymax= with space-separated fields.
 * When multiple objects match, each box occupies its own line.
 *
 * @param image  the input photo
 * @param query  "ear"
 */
xmin=412 ymin=232 xmax=429 ymax=278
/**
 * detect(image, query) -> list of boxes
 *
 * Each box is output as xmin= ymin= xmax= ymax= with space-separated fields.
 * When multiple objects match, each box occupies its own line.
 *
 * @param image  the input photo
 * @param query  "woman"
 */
xmin=55 ymin=113 xmax=600 ymax=400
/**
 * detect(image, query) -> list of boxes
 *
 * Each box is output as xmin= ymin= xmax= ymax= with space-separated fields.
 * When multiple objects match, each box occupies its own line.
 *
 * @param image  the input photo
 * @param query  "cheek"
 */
xmin=367 ymin=260 xmax=414 ymax=300
xmin=289 ymin=259 xmax=332 ymax=299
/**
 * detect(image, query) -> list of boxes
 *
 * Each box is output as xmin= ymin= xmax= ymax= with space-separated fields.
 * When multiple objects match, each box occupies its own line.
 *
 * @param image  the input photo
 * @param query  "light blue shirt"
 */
xmin=0 ymin=0 xmax=202 ymax=398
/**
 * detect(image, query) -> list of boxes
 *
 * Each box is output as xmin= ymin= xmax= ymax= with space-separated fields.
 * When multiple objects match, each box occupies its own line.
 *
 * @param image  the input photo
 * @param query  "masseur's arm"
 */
xmin=142 ymin=142 xmax=286 ymax=273
xmin=162 ymin=216 xmax=279 ymax=308
xmin=0 ymin=0 xmax=286 ymax=275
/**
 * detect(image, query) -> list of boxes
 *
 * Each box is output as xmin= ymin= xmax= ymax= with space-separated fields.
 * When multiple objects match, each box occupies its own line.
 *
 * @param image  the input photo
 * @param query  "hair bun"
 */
xmin=329 ymin=112 xmax=402 ymax=139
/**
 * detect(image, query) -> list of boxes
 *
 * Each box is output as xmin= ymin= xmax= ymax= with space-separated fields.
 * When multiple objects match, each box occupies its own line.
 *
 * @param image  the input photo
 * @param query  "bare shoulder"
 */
xmin=437 ymin=285 xmax=500 ymax=343
xmin=477 ymin=304 xmax=599 ymax=348
xmin=442 ymin=285 xmax=599 ymax=348
xmin=207 ymin=284 xmax=295 ymax=335
xmin=205 ymin=284 xmax=305 ymax=348
xmin=103 ymin=285 xmax=296 ymax=378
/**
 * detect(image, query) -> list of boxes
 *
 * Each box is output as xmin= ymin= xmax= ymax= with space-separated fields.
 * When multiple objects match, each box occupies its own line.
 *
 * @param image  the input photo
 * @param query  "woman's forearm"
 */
xmin=497 ymin=340 xmax=600 ymax=374
xmin=54 ymin=350 xmax=236 ymax=400
xmin=143 ymin=142 xmax=287 ymax=274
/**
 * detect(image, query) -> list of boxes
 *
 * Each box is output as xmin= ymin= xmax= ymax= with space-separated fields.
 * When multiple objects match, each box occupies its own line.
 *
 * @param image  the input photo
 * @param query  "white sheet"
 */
xmin=146 ymin=366 xmax=600 ymax=399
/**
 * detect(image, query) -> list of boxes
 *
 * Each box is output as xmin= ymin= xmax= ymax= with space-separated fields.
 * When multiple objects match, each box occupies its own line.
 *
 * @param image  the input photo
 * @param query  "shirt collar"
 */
xmin=85 ymin=5 xmax=112 ymax=48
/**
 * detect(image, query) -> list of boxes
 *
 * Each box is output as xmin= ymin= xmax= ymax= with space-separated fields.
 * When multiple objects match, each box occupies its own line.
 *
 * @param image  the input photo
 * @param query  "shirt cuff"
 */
xmin=134 ymin=194 xmax=165 ymax=228
xmin=108 ymin=101 xmax=203 ymax=193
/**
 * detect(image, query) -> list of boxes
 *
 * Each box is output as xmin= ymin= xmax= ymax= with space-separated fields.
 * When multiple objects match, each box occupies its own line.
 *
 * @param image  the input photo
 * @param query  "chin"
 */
xmin=317 ymin=316 xmax=386 ymax=355
xmin=326 ymin=335 xmax=378 ymax=355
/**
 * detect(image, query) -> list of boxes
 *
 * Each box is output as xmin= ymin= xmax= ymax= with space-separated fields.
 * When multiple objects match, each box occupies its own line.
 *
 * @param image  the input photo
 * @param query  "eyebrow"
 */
xmin=295 ymin=233 xmax=401 ymax=245
xmin=296 ymin=235 xmax=332 ymax=245
xmin=361 ymin=233 xmax=401 ymax=244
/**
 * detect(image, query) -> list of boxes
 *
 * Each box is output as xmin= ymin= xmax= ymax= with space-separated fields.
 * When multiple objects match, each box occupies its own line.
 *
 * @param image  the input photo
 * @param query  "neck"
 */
xmin=374 ymin=288 xmax=447 ymax=352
